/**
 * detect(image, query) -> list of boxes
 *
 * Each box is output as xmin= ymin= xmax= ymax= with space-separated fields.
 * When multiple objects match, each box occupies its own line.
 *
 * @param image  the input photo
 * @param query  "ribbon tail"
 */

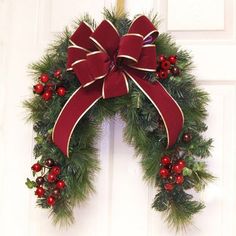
xmin=52 ymin=80 xmax=103 ymax=157
xmin=125 ymin=68 xmax=184 ymax=148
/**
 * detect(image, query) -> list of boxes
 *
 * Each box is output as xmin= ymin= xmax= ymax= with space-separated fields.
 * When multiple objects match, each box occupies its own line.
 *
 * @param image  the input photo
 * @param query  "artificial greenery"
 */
xmin=25 ymin=9 xmax=214 ymax=231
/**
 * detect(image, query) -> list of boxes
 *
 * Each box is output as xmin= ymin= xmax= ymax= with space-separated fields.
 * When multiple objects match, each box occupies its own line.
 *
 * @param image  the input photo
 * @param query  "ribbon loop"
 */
xmin=90 ymin=20 xmax=120 ymax=57
xmin=129 ymin=15 xmax=159 ymax=43
xmin=70 ymin=22 xmax=96 ymax=51
xmin=67 ymin=46 xmax=88 ymax=70
xmin=86 ymin=51 xmax=110 ymax=81
xmin=72 ymin=60 xmax=94 ymax=87
xmin=117 ymin=34 xmax=143 ymax=63
xmin=129 ymin=45 xmax=157 ymax=72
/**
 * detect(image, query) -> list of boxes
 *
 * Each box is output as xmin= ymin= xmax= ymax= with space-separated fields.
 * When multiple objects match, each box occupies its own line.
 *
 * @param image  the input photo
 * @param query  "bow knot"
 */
xmin=52 ymin=16 xmax=184 ymax=157
xmin=67 ymin=16 xmax=158 ymax=99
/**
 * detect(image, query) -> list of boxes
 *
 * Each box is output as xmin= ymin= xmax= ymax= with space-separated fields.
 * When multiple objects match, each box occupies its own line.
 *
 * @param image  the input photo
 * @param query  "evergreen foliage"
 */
xmin=25 ymin=9 xmax=214 ymax=230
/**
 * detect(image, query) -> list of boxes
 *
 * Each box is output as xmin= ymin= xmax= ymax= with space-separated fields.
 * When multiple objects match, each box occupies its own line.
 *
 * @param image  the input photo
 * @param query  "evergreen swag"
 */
xmin=25 ymin=9 xmax=214 ymax=231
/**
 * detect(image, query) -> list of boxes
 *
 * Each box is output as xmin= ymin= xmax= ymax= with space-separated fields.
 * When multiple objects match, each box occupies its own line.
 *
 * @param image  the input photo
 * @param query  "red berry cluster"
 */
xmin=159 ymin=155 xmax=185 ymax=191
xmin=31 ymin=158 xmax=66 ymax=206
xmin=33 ymin=69 xmax=66 ymax=101
xmin=156 ymin=54 xmax=180 ymax=80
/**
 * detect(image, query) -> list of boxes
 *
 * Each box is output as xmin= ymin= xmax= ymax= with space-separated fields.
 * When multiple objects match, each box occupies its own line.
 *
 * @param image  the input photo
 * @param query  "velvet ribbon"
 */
xmin=52 ymin=16 xmax=184 ymax=157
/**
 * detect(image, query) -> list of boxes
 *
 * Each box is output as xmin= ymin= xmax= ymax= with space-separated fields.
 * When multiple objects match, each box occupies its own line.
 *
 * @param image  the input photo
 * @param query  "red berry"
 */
xmin=52 ymin=188 xmax=61 ymax=198
xmin=35 ymin=186 xmax=45 ymax=197
xmin=36 ymin=176 xmax=45 ymax=186
xmin=161 ymin=155 xmax=171 ymax=166
xmin=161 ymin=60 xmax=171 ymax=70
xmin=164 ymin=183 xmax=174 ymax=191
xmin=158 ymin=70 xmax=168 ymax=80
xmin=56 ymin=180 xmax=66 ymax=189
xmin=172 ymin=165 xmax=182 ymax=174
xmin=168 ymin=55 xmax=177 ymax=64
xmin=31 ymin=163 xmax=42 ymax=172
xmin=178 ymin=160 xmax=186 ymax=169
xmin=47 ymin=173 xmax=57 ymax=183
xmin=42 ymin=90 xmax=52 ymax=101
xmin=50 ymin=166 xmax=61 ymax=176
xmin=47 ymin=196 xmax=56 ymax=206
xmin=182 ymin=132 xmax=192 ymax=143
xmin=158 ymin=54 xmax=166 ymax=62
xmin=175 ymin=175 xmax=184 ymax=184
xmin=40 ymin=73 xmax=50 ymax=83
xmin=45 ymin=158 xmax=55 ymax=167
xmin=159 ymin=168 xmax=169 ymax=178
xmin=33 ymin=83 xmax=44 ymax=94
xmin=56 ymin=87 xmax=66 ymax=96
xmin=171 ymin=66 xmax=180 ymax=76
xmin=54 ymin=69 xmax=62 ymax=78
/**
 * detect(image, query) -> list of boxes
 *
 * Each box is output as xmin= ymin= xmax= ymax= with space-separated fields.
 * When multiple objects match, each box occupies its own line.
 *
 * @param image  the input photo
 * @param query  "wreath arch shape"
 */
xmin=25 ymin=10 xmax=214 ymax=231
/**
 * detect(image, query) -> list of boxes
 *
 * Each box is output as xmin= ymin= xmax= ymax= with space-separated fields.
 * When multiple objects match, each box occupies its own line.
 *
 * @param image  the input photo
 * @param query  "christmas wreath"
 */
xmin=25 ymin=10 xmax=214 ymax=231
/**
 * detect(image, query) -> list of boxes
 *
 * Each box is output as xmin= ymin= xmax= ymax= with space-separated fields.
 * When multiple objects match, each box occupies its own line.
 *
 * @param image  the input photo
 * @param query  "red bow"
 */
xmin=52 ymin=16 xmax=184 ymax=157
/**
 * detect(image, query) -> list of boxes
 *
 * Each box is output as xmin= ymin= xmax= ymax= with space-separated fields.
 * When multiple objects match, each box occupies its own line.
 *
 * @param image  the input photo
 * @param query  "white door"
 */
xmin=1 ymin=0 xmax=236 ymax=235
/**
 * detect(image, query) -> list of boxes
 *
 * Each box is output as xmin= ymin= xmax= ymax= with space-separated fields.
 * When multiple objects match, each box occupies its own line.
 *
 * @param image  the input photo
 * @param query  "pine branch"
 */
xmin=50 ymin=199 xmax=74 ymax=227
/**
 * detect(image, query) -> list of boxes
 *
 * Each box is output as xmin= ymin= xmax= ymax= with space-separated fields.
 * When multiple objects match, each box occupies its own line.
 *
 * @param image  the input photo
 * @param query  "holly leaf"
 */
xmin=183 ymin=167 xmax=192 ymax=176
xmin=25 ymin=178 xmax=36 ymax=189
xmin=34 ymin=136 xmax=43 ymax=144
